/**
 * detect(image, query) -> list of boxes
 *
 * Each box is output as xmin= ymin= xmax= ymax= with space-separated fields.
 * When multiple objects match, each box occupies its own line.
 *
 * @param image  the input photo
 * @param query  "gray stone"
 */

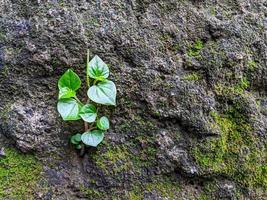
xmin=0 ymin=0 xmax=266 ymax=199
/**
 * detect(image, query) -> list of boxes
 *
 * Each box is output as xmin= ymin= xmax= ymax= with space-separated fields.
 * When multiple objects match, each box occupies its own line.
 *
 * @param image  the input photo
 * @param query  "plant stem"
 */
xmin=74 ymin=96 xmax=89 ymax=131
xmin=86 ymin=49 xmax=90 ymax=87
xmin=74 ymin=96 xmax=82 ymax=104
xmin=84 ymin=100 xmax=92 ymax=132
xmin=84 ymin=49 xmax=91 ymax=132
xmin=88 ymin=126 xmax=96 ymax=131
xmin=79 ymin=144 xmax=85 ymax=157
xmin=84 ymin=122 xmax=89 ymax=131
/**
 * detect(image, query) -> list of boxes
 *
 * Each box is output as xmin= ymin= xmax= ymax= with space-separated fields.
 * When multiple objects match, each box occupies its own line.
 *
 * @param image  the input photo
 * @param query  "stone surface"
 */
xmin=0 ymin=0 xmax=266 ymax=199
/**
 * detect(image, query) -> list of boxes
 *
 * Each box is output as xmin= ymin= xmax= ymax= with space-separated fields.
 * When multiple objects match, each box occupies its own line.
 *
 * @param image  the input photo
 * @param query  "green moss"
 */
xmin=92 ymin=134 xmax=158 ymax=175
xmin=182 ymin=72 xmax=201 ymax=81
xmin=120 ymin=95 xmax=134 ymax=108
xmin=116 ymin=115 xmax=157 ymax=136
xmin=128 ymin=190 xmax=143 ymax=200
xmin=58 ymin=0 xmax=65 ymax=6
xmin=187 ymin=39 xmax=204 ymax=60
xmin=88 ymin=116 xmax=160 ymax=198
xmin=145 ymin=180 xmax=180 ymax=199
xmin=209 ymin=7 xmax=217 ymax=16
xmin=127 ymin=176 xmax=180 ymax=199
xmin=160 ymin=33 xmax=172 ymax=41
xmin=92 ymin=143 xmax=133 ymax=174
xmin=91 ymin=117 xmax=158 ymax=178
xmin=132 ymin=135 xmax=158 ymax=168
xmin=0 ymin=65 xmax=10 ymax=78
xmin=247 ymin=60 xmax=258 ymax=71
xmin=0 ymin=148 xmax=42 ymax=198
xmin=0 ymin=32 xmax=6 ymax=42
xmin=159 ymin=33 xmax=180 ymax=52
xmin=82 ymin=188 xmax=101 ymax=199
xmin=198 ymin=180 xmax=220 ymax=200
xmin=0 ymin=103 xmax=12 ymax=122
xmin=214 ymin=77 xmax=250 ymax=96
xmin=88 ymin=17 xmax=100 ymax=27
xmin=153 ymin=111 xmax=161 ymax=117
xmin=239 ymin=77 xmax=250 ymax=90
xmin=197 ymin=194 xmax=211 ymax=200
xmin=192 ymin=104 xmax=267 ymax=190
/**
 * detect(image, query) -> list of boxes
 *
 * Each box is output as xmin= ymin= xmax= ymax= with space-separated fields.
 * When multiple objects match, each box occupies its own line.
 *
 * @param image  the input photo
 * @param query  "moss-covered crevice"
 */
xmin=0 ymin=147 xmax=43 ymax=198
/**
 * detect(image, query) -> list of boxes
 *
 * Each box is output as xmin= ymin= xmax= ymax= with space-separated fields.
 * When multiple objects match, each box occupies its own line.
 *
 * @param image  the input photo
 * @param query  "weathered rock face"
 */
xmin=0 ymin=0 xmax=266 ymax=199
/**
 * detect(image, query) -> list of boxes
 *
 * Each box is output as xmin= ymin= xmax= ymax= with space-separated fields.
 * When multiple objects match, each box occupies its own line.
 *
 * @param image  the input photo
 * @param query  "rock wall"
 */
xmin=0 ymin=0 xmax=266 ymax=199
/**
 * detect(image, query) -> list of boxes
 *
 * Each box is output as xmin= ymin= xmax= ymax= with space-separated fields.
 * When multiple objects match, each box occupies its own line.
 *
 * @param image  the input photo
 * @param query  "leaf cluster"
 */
xmin=57 ymin=53 xmax=116 ymax=148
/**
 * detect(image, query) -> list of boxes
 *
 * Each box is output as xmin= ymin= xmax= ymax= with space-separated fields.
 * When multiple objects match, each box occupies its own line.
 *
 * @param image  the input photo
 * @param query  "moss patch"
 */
xmin=192 ymin=104 xmax=267 ymax=190
xmin=0 ymin=103 xmax=12 ymax=122
xmin=81 ymin=175 xmax=180 ymax=200
xmin=88 ymin=115 xmax=159 ymax=197
xmin=116 ymin=115 xmax=157 ymax=136
xmin=159 ymin=32 xmax=180 ymax=52
xmin=214 ymin=77 xmax=250 ymax=96
xmin=182 ymin=72 xmax=202 ymax=81
xmin=127 ymin=176 xmax=180 ymax=199
xmin=91 ymin=134 xmax=158 ymax=176
xmin=92 ymin=143 xmax=132 ymax=175
xmin=197 ymin=194 xmax=211 ymax=200
xmin=247 ymin=60 xmax=258 ymax=71
xmin=0 ymin=148 xmax=42 ymax=198
xmin=187 ymin=39 xmax=204 ymax=60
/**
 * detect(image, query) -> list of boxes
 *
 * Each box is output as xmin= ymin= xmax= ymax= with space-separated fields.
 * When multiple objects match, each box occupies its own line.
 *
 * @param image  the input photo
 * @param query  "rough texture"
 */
xmin=0 ymin=0 xmax=266 ymax=199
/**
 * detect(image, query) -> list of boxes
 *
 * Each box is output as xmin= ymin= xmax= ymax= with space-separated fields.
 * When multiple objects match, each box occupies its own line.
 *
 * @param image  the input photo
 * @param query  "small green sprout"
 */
xmin=57 ymin=50 xmax=117 ymax=148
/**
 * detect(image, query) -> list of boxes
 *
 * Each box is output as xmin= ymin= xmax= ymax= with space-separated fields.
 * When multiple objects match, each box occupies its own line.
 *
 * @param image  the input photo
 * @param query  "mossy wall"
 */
xmin=1 ymin=0 xmax=267 ymax=199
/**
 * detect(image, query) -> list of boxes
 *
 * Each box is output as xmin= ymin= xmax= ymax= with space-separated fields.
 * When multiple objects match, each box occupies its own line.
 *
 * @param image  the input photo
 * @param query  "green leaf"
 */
xmin=79 ymin=104 xmax=97 ymax=122
xmin=87 ymin=80 xmax=116 ymax=105
xmin=81 ymin=130 xmax=105 ymax=147
xmin=97 ymin=116 xmax=110 ymax=130
xmin=75 ymin=144 xmax=82 ymax=149
xmin=58 ymin=87 xmax=76 ymax=99
xmin=87 ymin=55 xmax=109 ymax=80
xmin=70 ymin=134 xmax=82 ymax=145
xmin=57 ymin=98 xmax=81 ymax=121
xmin=58 ymin=69 xmax=81 ymax=91
xmin=71 ymin=137 xmax=78 ymax=144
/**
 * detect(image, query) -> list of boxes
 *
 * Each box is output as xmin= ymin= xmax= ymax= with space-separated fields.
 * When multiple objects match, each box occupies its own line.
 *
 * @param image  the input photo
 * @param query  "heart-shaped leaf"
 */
xmin=97 ymin=116 xmax=110 ymax=130
xmin=57 ymin=98 xmax=81 ymax=121
xmin=87 ymin=80 xmax=116 ymax=105
xmin=79 ymin=104 xmax=97 ymax=122
xmin=81 ymin=130 xmax=105 ymax=147
xmin=70 ymin=133 xmax=82 ymax=144
xmin=58 ymin=69 xmax=81 ymax=91
xmin=87 ymin=55 xmax=109 ymax=80
xmin=58 ymin=87 xmax=76 ymax=99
